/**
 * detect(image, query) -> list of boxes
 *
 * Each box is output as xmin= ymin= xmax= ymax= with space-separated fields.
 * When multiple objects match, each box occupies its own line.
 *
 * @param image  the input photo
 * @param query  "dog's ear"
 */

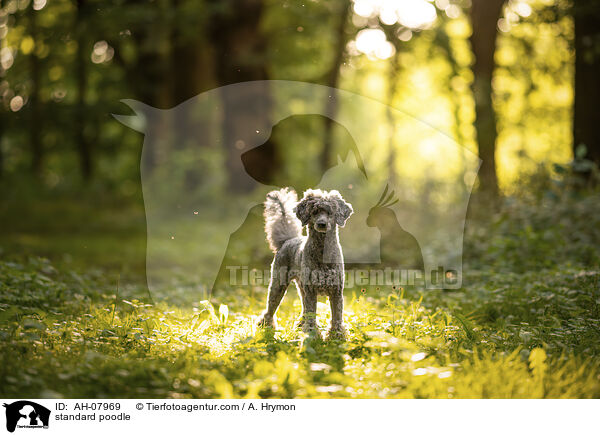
xmin=331 ymin=191 xmax=353 ymax=227
xmin=294 ymin=197 xmax=313 ymax=226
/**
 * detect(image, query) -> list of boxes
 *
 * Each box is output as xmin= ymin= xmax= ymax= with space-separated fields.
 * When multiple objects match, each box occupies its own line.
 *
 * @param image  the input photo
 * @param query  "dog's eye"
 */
xmin=311 ymin=209 xmax=318 ymax=215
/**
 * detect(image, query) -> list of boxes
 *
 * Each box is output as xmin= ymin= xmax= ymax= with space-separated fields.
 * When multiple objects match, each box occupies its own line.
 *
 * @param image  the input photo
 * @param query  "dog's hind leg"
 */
xmin=257 ymin=266 xmax=290 ymax=328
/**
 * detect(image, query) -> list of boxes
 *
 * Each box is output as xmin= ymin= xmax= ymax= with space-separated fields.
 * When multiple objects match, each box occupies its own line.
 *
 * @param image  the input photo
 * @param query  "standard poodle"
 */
xmin=257 ymin=188 xmax=353 ymax=339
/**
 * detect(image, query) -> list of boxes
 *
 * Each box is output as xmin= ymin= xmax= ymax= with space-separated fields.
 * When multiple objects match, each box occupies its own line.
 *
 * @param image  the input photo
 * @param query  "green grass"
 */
xmin=0 ymin=188 xmax=147 ymax=279
xmin=0 ymin=257 xmax=598 ymax=399
xmin=1 ymin=185 xmax=599 ymax=398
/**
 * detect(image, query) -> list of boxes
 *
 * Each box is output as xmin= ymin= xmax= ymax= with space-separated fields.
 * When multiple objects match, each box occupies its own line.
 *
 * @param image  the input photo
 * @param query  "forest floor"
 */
xmin=1 ymin=189 xmax=599 ymax=398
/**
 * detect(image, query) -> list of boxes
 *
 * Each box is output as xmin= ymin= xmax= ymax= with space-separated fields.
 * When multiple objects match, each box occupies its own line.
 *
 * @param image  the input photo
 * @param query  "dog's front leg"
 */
xmin=300 ymin=287 xmax=319 ymax=335
xmin=327 ymin=289 xmax=347 ymax=340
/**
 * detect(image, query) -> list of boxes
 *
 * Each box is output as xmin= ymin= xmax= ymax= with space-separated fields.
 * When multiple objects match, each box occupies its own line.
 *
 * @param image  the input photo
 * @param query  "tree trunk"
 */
xmin=0 ymin=0 xmax=4 ymax=179
xmin=76 ymin=0 xmax=91 ymax=181
xmin=170 ymin=30 xmax=213 ymax=149
xmin=29 ymin=4 xmax=42 ymax=178
xmin=170 ymin=0 xmax=213 ymax=107
xmin=169 ymin=0 xmax=216 ymax=190
xmin=0 ymin=114 xmax=3 ymax=179
xmin=124 ymin=0 xmax=172 ymax=173
xmin=469 ymin=0 xmax=505 ymax=196
xmin=208 ymin=0 xmax=275 ymax=192
xmin=573 ymin=0 xmax=600 ymax=170
xmin=385 ymin=49 xmax=401 ymax=186
xmin=321 ymin=0 xmax=351 ymax=173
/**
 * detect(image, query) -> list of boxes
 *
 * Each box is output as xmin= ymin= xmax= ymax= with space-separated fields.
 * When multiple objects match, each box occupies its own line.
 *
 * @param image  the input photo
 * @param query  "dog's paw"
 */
xmin=301 ymin=322 xmax=322 ymax=339
xmin=326 ymin=324 xmax=347 ymax=341
xmin=256 ymin=314 xmax=276 ymax=329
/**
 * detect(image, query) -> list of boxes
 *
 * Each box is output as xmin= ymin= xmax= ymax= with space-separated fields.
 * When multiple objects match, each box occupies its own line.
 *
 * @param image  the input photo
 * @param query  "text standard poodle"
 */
xmin=257 ymin=188 xmax=353 ymax=339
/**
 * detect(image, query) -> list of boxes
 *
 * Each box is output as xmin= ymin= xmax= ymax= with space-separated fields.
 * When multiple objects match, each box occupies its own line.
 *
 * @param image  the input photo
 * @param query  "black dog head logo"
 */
xmin=3 ymin=401 xmax=50 ymax=433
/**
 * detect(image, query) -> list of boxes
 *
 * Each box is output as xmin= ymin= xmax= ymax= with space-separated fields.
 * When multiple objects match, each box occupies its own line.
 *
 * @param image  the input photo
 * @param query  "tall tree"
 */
xmin=208 ymin=0 xmax=274 ymax=191
xmin=121 ymin=0 xmax=173 ymax=172
xmin=469 ymin=0 xmax=506 ymax=196
xmin=28 ymin=4 xmax=42 ymax=177
xmin=573 ymin=0 xmax=600 ymax=171
xmin=75 ymin=0 xmax=92 ymax=181
xmin=320 ymin=0 xmax=352 ymax=173
xmin=0 ymin=0 xmax=4 ymax=179
xmin=384 ymin=50 xmax=400 ymax=186
xmin=0 ymin=109 xmax=3 ymax=179
xmin=170 ymin=0 xmax=213 ymax=105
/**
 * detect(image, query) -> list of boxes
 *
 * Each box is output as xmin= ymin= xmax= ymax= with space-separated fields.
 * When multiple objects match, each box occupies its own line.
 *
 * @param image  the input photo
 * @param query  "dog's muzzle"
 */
xmin=315 ymin=221 xmax=328 ymax=232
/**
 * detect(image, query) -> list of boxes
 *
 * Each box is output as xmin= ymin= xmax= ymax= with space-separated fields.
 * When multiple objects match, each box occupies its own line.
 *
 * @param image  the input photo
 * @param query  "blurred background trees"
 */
xmin=0 ymin=0 xmax=596 ymax=195
xmin=1 ymin=1 xmax=599 ymax=400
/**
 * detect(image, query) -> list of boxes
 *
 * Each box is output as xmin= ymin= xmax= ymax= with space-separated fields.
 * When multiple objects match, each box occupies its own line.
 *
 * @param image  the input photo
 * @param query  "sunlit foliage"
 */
xmin=0 ymin=0 xmax=577 ymax=192
xmin=0 ymin=256 xmax=598 ymax=398
xmin=1 ymin=182 xmax=599 ymax=398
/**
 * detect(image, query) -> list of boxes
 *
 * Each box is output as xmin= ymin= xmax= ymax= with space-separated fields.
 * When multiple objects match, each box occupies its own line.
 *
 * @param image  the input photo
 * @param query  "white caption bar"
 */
xmin=1 ymin=399 xmax=596 ymax=435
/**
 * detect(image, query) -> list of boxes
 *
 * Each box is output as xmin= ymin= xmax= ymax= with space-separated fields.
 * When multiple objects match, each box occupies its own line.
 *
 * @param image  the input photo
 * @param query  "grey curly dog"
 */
xmin=257 ymin=188 xmax=353 ymax=339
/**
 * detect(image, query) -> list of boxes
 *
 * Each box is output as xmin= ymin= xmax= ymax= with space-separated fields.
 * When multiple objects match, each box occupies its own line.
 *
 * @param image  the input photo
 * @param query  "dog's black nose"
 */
xmin=317 ymin=222 xmax=327 ymax=230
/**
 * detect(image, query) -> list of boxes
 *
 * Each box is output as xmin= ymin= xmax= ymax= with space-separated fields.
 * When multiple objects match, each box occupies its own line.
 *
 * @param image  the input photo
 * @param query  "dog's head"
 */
xmin=294 ymin=189 xmax=353 ymax=233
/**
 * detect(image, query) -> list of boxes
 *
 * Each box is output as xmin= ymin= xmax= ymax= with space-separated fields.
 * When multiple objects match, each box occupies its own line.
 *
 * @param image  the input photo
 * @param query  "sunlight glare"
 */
xmin=352 ymin=0 xmax=437 ymax=29
xmin=353 ymin=0 xmax=375 ymax=17
xmin=0 ymin=47 xmax=13 ymax=70
xmin=397 ymin=28 xmax=413 ymax=41
xmin=418 ymin=138 xmax=438 ymax=159
xmin=513 ymin=2 xmax=532 ymax=18
xmin=396 ymin=0 xmax=437 ymax=29
xmin=33 ymin=0 xmax=47 ymax=11
xmin=9 ymin=95 xmax=23 ymax=112
xmin=379 ymin=5 xmax=398 ymax=25
xmin=355 ymin=28 xmax=395 ymax=60
xmin=444 ymin=4 xmax=461 ymax=19
xmin=411 ymin=352 xmax=426 ymax=362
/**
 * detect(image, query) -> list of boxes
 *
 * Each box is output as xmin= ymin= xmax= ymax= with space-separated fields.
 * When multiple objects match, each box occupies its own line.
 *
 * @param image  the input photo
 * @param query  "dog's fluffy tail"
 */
xmin=264 ymin=188 xmax=302 ymax=252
